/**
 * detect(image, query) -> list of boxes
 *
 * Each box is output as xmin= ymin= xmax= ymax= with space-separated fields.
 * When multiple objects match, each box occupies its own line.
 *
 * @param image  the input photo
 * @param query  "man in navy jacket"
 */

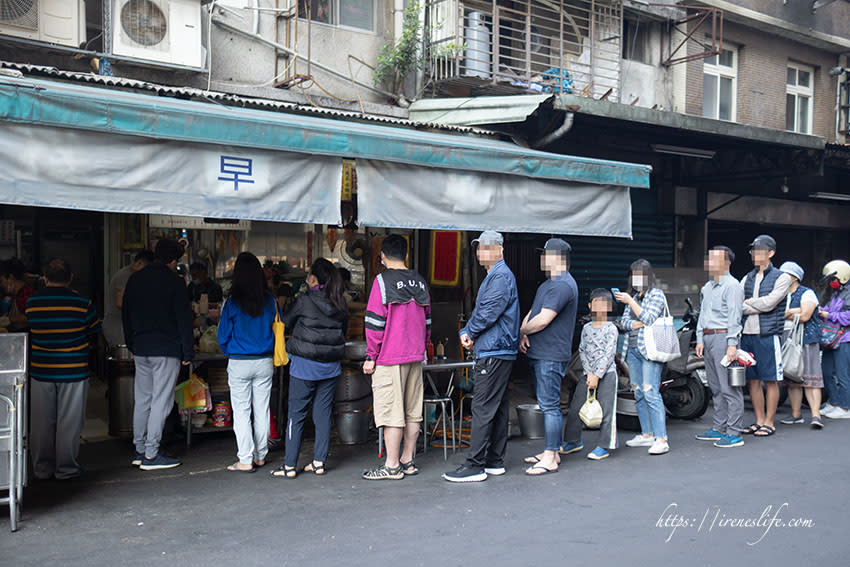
xmin=443 ymin=230 xmax=520 ymax=483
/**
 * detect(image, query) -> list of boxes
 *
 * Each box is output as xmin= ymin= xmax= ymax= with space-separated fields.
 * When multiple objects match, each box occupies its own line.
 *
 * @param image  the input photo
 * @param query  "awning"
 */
xmin=0 ymin=75 xmax=651 ymax=235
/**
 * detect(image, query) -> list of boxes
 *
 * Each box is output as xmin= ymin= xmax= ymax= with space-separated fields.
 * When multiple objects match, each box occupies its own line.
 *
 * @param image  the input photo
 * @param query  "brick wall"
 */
xmin=684 ymin=19 xmax=841 ymax=141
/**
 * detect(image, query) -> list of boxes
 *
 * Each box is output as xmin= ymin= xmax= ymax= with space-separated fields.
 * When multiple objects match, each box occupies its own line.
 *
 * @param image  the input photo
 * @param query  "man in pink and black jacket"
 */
xmin=361 ymin=235 xmax=431 ymax=481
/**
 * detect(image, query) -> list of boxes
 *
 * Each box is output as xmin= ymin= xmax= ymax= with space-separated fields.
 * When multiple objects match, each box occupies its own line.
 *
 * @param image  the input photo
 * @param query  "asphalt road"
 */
xmin=2 ymin=408 xmax=846 ymax=566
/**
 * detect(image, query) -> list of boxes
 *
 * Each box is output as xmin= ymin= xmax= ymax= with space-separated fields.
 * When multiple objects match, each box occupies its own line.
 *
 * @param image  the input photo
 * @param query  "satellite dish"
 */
xmin=121 ymin=0 xmax=168 ymax=47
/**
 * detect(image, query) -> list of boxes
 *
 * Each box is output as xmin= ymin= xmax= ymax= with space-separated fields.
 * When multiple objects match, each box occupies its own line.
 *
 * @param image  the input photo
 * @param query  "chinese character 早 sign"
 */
xmin=218 ymin=155 xmax=255 ymax=191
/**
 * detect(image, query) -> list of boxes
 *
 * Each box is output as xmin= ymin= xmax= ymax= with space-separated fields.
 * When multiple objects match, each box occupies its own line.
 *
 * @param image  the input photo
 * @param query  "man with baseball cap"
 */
xmin=739 ymin=234 xmax=792 ymax=437
xmin=519 ymin=238 xmax=578 ymax=475
xmin=443 ymin=231 xmax=520 ymax=483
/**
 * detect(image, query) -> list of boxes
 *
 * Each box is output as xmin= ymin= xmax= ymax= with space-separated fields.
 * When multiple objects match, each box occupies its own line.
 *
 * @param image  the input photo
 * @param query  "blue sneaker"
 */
xmin=558 ymin=441 xmax=584 ymax=455
xmin=695 ymin=428 xmax=723 ymax=441
xmin=714 ymin=434 xmax=744 ymax=448
xmin=139 ymin=453 xmax=181 ymax=470
xmin=131 ymin=451 xmax=144 ymax=466
xmin=587 ymin=447 xmax=609 ymax=460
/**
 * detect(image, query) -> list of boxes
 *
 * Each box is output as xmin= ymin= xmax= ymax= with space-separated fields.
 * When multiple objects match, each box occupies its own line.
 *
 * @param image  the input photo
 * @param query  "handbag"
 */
xmin=579 ymin=387 xmax=603 ymax=428
xmin=781 ymin=315 xmax=805 ymax=383
xmin=643 ymin=295 xmax=681 ymax=363
xmin=272 ymin=300 xmax=289 ymax=367
xmin=820 ymin=319 xmax=846 ymax=350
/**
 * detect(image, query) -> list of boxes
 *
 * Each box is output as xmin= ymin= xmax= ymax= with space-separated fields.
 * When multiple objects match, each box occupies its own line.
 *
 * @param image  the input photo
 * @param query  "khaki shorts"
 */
xmin=371 ymin=362 xmax=423 ymax=428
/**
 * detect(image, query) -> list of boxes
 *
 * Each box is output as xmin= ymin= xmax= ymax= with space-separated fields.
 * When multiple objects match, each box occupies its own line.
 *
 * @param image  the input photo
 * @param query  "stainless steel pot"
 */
xmin=335 ymin=409 xmax=371 ymax=444
xmin=727 ymin=364 xmax=747 ymax=387
xmin=516 ymin=404 xmax=545 ymax=439
xmin=344 ymin=341 xmax=367 ymax=361
xmin=111 ymin=345 xmax=133 ymax=361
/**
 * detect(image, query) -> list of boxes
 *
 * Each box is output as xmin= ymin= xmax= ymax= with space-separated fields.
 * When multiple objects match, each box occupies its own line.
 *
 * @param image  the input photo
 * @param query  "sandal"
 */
xmin=303 ymin=461 xmax=326 ymax=475
xmin=741 ymin=423 xmax=760 ymax=435
xmin=754 ymin=425 xmax=776 ymax=437
xmin=362 ymin=464 xmax=404 ymax=480
xmin=227 ymin=462 xmax=255 ymax=473
xmin=523 ymin=455 xmax=541 ymax=464
xmin=400 ymin=460 xmax=418 ymax=476
xmin=271 ymin=465 xmax=297 ymax=478
xmin=525 ymin=463 xmax=558 ymax=476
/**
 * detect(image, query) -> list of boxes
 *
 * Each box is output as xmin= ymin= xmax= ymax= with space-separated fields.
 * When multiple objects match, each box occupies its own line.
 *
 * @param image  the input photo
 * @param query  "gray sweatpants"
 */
xmin=564 ymin=370 xmax=619 ymax=450
xmin=30 ymin=379 xmax=89 ymax=480
xmin=704 ymin=333 xmax=744 ymax=435
xmin=133 ymin=356 xmax=180 ymax=459
xmin=227 ymin=358 xmax=273 ymax=465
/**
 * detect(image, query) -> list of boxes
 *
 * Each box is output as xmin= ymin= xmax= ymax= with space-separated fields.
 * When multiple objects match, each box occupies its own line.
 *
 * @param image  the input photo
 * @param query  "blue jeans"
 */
xmin=822 ymin=343 xmax=850 ymax=409
xmin=627 ymin=349 xmax=667 ymax=439
xmin=530 ymin=359 xmax=568 ymax=451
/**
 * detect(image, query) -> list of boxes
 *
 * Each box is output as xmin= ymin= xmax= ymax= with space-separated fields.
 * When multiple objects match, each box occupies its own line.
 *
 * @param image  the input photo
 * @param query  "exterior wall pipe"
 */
xmin=211 ymin=15 xmax=398 ymax=101
xmin=532 ymin=112 xmax=575 ymax=148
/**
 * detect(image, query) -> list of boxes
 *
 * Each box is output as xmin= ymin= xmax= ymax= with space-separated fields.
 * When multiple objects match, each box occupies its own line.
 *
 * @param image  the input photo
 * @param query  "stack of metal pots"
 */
xmin=334 ymin=341 xmax=372 ymax=444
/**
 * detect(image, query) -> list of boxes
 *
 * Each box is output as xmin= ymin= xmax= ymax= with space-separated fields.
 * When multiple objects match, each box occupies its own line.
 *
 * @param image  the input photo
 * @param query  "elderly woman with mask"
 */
xmin=615 ymin=259 xmax=671 ymax=455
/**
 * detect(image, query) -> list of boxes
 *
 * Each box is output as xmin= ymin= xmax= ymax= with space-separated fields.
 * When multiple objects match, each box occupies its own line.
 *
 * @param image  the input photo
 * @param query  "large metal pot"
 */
xmin=107 ymin=357 xmax=135 ymax=438
xmin=344 ymin=341 xmax=367 ymax=361
xmin=516 ymin=404 xmax=545 ymax=439
xmin=335 ymin=409 xmax=371 ymax=444
xmin=111 ymin=345 xmax=133 ymax=361
xmin=335 ymin=366 xmax=372 ymax=402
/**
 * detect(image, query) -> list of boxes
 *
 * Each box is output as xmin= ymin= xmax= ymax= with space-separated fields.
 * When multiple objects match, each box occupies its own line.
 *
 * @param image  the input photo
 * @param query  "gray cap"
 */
xmin=779 ymin=261 xmax=804 ymax=282
xmin=537 ymin=238 xmax=571 ymax=253
xmin=749 ymin=234 xmax=777 ymax=251
xmin=472 ymin=230 xmax=504 ymax=246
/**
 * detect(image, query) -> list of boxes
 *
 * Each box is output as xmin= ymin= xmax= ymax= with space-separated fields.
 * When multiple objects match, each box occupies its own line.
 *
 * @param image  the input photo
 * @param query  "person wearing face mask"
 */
xmin=615 ymin=259 xmax=671 ymax=455
xmin=739 ymin=235 xmax=792 ymax=438
xmin=818 ymin=260 xmax=850 ymax=420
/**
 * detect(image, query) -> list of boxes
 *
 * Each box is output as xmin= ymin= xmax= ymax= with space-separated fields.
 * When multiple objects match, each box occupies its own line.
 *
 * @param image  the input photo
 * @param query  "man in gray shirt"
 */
xmin=103 ymin=250 xmax=154 ymax=347
xmin=695 ymin=246 xmax=745 ymax=448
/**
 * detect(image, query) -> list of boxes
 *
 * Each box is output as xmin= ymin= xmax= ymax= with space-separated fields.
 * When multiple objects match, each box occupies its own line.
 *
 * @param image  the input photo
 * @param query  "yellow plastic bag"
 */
xmin=273 ymin=302 xmax=288 ymax=367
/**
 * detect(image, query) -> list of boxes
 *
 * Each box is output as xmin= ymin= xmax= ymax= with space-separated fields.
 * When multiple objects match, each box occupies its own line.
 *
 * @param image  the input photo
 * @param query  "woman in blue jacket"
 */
xmin=218 ymin=252 xmax=277 ymax=473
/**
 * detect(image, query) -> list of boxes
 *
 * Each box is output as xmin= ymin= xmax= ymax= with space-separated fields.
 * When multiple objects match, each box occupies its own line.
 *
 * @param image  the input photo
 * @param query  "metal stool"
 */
xmin=458 ymin=390 xmax=474 ymax=437
xmin=423 ymin=394 xmax=456 ymax=459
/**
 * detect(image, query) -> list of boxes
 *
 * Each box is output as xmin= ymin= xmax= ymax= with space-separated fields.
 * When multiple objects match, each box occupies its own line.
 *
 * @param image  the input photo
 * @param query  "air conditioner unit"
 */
xmin=111 ymin=0 xmax=203 ymax=68
xmin=0 ymin=0 xmax=86 ymax=48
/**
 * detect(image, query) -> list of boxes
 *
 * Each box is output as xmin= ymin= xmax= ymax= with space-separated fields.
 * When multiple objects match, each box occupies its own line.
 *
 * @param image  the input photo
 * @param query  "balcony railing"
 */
xmin=426 ymin=0 xmax=622 ymax=100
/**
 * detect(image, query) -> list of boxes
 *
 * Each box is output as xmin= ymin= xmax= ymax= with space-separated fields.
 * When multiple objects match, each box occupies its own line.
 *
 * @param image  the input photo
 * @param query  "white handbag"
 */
xmin=781 ymin=314 xmax=805 ymax=383
xmin=579 ymin=387 xmax=603 ymax=428
xmin=643 ymin=294 xmax=681 ymax=363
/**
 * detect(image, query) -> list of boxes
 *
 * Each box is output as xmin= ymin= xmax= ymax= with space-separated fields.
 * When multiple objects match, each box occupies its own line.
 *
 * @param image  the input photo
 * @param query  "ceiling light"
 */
xmin=650 ymin=144 xmax=716 ymax=159
xmin=810 ymin=192 xmax=850 ymax=202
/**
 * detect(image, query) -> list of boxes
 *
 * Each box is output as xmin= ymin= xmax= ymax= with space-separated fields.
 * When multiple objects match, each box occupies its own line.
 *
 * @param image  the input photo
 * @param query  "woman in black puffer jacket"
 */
xmin=273 ymin=258 xmax=348 ymax=478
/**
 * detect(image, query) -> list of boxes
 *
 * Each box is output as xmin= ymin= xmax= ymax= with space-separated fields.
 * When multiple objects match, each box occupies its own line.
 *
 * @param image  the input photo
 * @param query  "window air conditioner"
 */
xmin=0 ymin=0 xmax=86 ymax=48
xmin=111 ymin=0 xmax=203 ymax=69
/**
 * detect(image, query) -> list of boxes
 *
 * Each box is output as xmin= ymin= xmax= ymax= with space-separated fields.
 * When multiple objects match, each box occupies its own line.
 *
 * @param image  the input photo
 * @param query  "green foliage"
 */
xmin=373 ymin=2 xmax=425 ymax=95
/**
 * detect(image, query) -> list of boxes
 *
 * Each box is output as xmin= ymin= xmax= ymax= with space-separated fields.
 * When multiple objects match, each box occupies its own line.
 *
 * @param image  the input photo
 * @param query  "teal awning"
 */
xmin=0 ymin=75 xmax=651 ymax=236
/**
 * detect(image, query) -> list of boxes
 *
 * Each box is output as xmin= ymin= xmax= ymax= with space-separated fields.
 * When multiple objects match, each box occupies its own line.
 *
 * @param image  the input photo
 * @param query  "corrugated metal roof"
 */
xmin=409 ymin=94 xmax=553 ymax=126
xmin=0 ymin=60 xmax=495 ymax=136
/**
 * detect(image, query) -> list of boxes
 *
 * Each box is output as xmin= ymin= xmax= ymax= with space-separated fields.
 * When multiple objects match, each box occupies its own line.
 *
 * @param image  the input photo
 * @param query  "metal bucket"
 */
xmin=335 ymin=409 xmax=371 ymax=445
xmin=727 ymin=364 xmax=747 ymax=387
xmin=516 ymin=404 xmax=545 ymax=439
xmin=107 ymin=357 xmax=135 ymax=438
xmin=335 ymin=367 xmax=372 ymax=402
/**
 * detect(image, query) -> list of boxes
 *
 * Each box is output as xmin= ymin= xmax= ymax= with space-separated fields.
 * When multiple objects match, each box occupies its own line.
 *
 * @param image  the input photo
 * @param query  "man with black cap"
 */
xmin=739 ymin=234 xmax=792 ymax=437
xmin=443 ymin=231 xmax=520 ymax=483
xmin=519 ymin=238 xmax=578 ymax=475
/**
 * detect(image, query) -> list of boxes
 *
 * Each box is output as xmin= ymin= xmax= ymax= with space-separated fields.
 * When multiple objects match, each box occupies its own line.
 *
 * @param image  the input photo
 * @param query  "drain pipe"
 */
xmin=211 ymin=14 xmax=398 ymax=101
xmin=532 ymin=111 xmax=575 ymax=148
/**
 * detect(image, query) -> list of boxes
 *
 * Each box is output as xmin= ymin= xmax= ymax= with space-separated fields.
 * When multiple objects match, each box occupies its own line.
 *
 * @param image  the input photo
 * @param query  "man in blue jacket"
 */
xmin=443 ymin=231 xmax=520 ymax=483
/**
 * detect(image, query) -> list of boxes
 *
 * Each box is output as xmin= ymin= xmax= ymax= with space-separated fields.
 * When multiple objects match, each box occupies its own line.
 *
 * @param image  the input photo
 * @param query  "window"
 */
xmin=786 ymin=62 xmax=814 ymax=134
xmin=297 ymin=0 xmax=375 ymax=32
xmin=622 ymin=19 xmax=652 ymax=65
xmin=702 ymin=46 xmax=737 ymax=121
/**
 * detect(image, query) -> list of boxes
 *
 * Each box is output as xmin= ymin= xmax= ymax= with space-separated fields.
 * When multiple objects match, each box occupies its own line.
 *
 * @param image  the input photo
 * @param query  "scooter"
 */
xmin=565 ymin=298 xmax=710 ymax=431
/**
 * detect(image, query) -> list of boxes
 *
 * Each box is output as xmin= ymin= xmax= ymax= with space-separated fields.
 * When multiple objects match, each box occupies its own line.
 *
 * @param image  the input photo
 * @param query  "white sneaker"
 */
xmin=484 ymin=467 xmax=506 ymax=476
xmin=826 ymin=408 xmax=850 ymax=419
xmin=625 ymin=434 xmax=655 ymax=448
xmin=821 ymin=403 xmax=837 ymax=414
xmin=649 ymin=439 xmax=670 ymax=455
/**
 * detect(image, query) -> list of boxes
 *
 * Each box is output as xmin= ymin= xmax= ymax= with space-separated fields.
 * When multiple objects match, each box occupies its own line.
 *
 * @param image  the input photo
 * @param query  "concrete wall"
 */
xmin=620 ymin=21 xmax=674 ymax=110
xmin=684 ymin=19 xmax=841 ymax=140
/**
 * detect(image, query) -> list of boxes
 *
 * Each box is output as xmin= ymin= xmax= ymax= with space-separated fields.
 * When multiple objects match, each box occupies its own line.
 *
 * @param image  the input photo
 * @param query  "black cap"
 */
xmin=748 ymin=234 xmax=776 ymax=251
xmin=537 ymin=238 xmax=572 ymax=253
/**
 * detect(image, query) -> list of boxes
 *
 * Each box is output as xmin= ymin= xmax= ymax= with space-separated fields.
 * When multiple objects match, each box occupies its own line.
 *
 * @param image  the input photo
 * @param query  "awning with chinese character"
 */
xmin=0 ymin=75 xmax=651 ymax=235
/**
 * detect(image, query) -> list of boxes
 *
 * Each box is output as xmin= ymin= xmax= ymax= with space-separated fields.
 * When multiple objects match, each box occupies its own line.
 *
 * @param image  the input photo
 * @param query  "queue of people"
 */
xmin=7 ymin=229 xmax=850 ymax=483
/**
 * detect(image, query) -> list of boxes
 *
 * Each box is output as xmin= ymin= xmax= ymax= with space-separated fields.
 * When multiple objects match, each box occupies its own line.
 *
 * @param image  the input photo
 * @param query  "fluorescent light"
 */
xmin=650 ymin=144 xmax=716 ymax=159
xmin=810 ymin=192 xmax=850 ymax=202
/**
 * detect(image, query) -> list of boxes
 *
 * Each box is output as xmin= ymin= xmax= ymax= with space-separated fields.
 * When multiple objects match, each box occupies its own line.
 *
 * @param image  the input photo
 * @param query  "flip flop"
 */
xmin=525 ymin=464 xmax=558 ymax=476
xmin=227 ymin=463 xmax=256 ymax=473
xmin=303 ymin=461 xmax=326 ymax=475
xmin=754 ymin=425 xmax=776 ymax=437
xmin=741 ymin=423 xmax=760 ymax=435
xmin=523 ymin=455 xmax=542 ymax=464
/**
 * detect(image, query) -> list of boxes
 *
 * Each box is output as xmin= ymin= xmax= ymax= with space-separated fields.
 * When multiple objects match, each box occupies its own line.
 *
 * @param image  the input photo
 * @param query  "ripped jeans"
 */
xmin=627 ymin=349 xmax=667 ymax=439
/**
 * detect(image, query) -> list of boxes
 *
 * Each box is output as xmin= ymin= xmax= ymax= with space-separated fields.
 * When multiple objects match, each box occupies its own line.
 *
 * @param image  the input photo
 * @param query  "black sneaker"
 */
xmin=139 ymin=453 xmax=181 ymax=471
xmin=131 ymin=451 xmax=144 ymax=466
xmin=442 ymin=465 xmax=487 ymax=483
